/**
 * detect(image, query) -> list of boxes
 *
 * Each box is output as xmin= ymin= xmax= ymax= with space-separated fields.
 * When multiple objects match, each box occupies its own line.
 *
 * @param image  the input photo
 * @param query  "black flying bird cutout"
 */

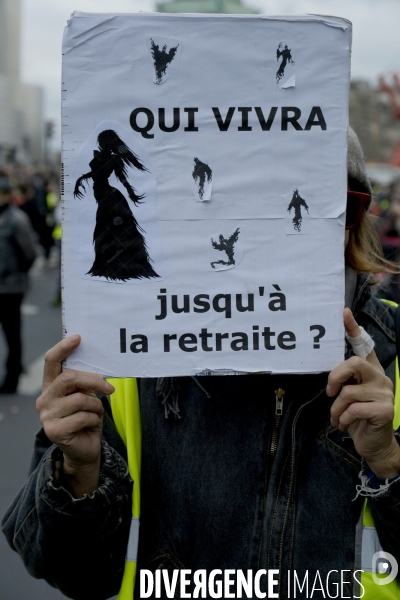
xmin=192 ymin=158 xmax=212 ymax=200
xmin=150 ymin=38 xmax=179 ymax=84
xmin=276 ymin=43 xmax=294 ymax=83
xmin=287 ymin=189 xmax=309 ymax=232
xmin=211 ymin=228 xmax=240 ymax=269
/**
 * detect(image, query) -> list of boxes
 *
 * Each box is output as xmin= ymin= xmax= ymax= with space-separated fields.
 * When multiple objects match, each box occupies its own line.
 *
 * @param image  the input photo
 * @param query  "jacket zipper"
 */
xmin=270 ymin=388 xmax=285 ymax=458
xmin=273 ymin=386 xmax=327 ymax=598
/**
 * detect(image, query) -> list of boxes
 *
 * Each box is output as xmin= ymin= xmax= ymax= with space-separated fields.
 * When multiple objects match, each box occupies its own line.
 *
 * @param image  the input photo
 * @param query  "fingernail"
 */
xmin=105 ymin=382 xmax=115 ymax=394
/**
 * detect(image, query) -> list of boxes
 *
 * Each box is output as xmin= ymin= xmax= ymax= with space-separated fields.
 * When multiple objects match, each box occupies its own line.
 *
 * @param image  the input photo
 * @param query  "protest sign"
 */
xmin=62 ymin=12 xmax=351 ymax=376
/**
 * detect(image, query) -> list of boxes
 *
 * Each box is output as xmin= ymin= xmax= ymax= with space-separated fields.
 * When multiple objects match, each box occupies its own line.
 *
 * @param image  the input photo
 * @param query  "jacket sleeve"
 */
xmin=353 ymin=303 xmax=400 ymax=572
xmin=1 ymin=405 xmax=133 ymax=600
xmin=358 ymin=433 xmax=400 ymax=574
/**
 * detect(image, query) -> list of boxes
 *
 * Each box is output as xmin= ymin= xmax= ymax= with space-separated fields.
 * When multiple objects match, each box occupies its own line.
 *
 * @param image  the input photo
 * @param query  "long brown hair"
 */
xmin=346 ymin=211 xmax=399 ymax=275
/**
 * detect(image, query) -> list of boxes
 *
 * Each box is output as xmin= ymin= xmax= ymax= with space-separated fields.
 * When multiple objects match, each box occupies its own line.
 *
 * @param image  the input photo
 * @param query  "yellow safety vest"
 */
xmin=108 ymin=302 xmax=400 ymax=599
xmin=108 ymin=378 xmax=141 ymax=600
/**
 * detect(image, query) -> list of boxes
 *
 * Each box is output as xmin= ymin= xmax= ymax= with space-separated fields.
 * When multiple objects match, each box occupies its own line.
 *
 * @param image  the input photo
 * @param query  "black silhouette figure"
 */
xmin=74 ymin=129 xmax=159 ymax=281
xmin=276 ymin=43 xmax=294 ymax=82
xmin=150 ymin=38 xmax=179 ymax=84
xmin=192 ymin=158 xmax=212 ymax=200
xmin=287 ymin=189 xmax=309 ymax=232
xmin=211 ymin=228 xmax=240 ymax=269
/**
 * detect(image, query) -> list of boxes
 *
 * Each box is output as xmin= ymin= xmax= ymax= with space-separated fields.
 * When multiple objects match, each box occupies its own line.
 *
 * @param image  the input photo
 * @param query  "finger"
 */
xmin=326 ymin=356 xmax=385 ymax=397
xmin=365 ymin=350 xmax=384 ymax=372
xmin=344 ymin=308 xmax=383 ymax=371
xmin=39 ymin=392 xmax=104 ymax=421
xmin=42 ymin=336 xmax=81 ymax=391
xmin=45 ymin=412 xmax=103 ymax=445
xmin=343 ymin=307 xmax=361 ymax=338
xmin=47 ymin=369 xmax=114 ymax=399
xmin=330 ymin=382 xmax=393 ymax=426
xmin=330 ymin=382 xmax=371 ymax=425
xmin=336 ymin=401 xmax=394 ymax=430
xmin=61 ymin=411 xmax=103 ymax=436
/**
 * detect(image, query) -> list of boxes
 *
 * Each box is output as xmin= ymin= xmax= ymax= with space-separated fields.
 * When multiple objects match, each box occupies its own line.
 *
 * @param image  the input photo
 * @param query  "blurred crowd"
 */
xmin=0 ymin=164 xmax=61 ymax=263
xmin=0 ymin=164 xmax=61 ymax=393
xmin=370 ymin=177 xmax=400 ymax=302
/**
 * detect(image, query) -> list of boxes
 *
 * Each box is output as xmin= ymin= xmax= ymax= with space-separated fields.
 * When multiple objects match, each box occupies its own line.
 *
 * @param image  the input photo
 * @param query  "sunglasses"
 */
xmin=345 ymin=191 xmax=370 ymax=230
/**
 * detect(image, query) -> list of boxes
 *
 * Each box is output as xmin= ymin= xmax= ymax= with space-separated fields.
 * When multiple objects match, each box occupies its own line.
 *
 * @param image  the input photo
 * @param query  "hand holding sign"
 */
xmin=327 ymin=309 xmax=400 ymax=479
xmin=36 ymin=336 xmax=114 ymax=497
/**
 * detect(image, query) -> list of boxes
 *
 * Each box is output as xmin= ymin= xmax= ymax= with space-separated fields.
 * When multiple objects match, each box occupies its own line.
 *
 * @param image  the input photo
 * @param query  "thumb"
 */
xmin=344 ymin=308 xmax=383 ymax=371
xmin=42 ymin=335 xmax=81 ymax=391
xmin=343 ymin=307 xmax=361 ymax=338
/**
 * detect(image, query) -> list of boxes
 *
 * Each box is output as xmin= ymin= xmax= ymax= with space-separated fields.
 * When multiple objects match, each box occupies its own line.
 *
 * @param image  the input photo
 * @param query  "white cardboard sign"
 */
xmin=62 ymin=13 xmax=351 ymax=377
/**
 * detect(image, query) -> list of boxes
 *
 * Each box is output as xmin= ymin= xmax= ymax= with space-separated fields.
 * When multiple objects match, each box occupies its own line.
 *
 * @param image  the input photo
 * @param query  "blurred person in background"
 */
xmin=13 ymin=182 xmax=54 ymax=261
xmin=375 ymin=178 xmax=400 ymax=302
xmin=46 ymin=180 xmax=62 ymax=305
xmin=0 ymin=176 xmax=37 ymax=394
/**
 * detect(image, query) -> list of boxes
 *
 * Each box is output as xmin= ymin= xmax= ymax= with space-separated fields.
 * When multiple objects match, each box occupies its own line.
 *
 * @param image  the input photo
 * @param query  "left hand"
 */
xmin=327 ymin=308 xmax=400 ymax=479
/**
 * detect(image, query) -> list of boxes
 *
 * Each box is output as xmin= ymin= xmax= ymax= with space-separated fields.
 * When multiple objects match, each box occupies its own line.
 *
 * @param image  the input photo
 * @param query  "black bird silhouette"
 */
xmin=287 ymin=189 xmax=309 ymax=232
xmin=192 ymin=158 xmax=212 ymax=200
xmin=150 ymin=38 xmax=179 ymax=84
xmin=211 ymin=228 xmax=240 ymax=269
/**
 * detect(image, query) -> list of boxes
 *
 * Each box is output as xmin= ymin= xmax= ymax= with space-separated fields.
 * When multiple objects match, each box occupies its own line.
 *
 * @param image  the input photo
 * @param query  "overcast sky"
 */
xmin=20 ymin=0 xmax=400 ymax=146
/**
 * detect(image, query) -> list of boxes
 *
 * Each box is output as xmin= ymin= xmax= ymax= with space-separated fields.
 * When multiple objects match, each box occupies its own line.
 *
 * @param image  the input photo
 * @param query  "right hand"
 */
xmin=36 ymin=335 xmax=115 ymax=496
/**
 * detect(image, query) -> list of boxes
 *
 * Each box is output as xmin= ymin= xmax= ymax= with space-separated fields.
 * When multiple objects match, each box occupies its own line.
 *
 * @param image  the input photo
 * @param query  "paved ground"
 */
xmin=0 ymin=255 xmax=68 ymax=600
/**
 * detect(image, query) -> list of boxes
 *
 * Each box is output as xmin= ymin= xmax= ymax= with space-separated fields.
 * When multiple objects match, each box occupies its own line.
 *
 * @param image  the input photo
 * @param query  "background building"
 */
xmin=156 ymin=0 xmax=258 ymax=15
xmin=349 ymin=77 xmax=400 ymax=166
xmin=0 ymin=0 xmax=44 ymax=163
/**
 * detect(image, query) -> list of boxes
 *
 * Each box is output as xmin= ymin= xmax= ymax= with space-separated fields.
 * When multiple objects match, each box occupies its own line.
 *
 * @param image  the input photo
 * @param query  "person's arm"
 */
xmin=1 ymin=337 xmax=133 ymax=599
xmin=328 ymin=309 xmax=400 ymax=477
xmin=328 ymin=308 xmax=400 ymax=565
